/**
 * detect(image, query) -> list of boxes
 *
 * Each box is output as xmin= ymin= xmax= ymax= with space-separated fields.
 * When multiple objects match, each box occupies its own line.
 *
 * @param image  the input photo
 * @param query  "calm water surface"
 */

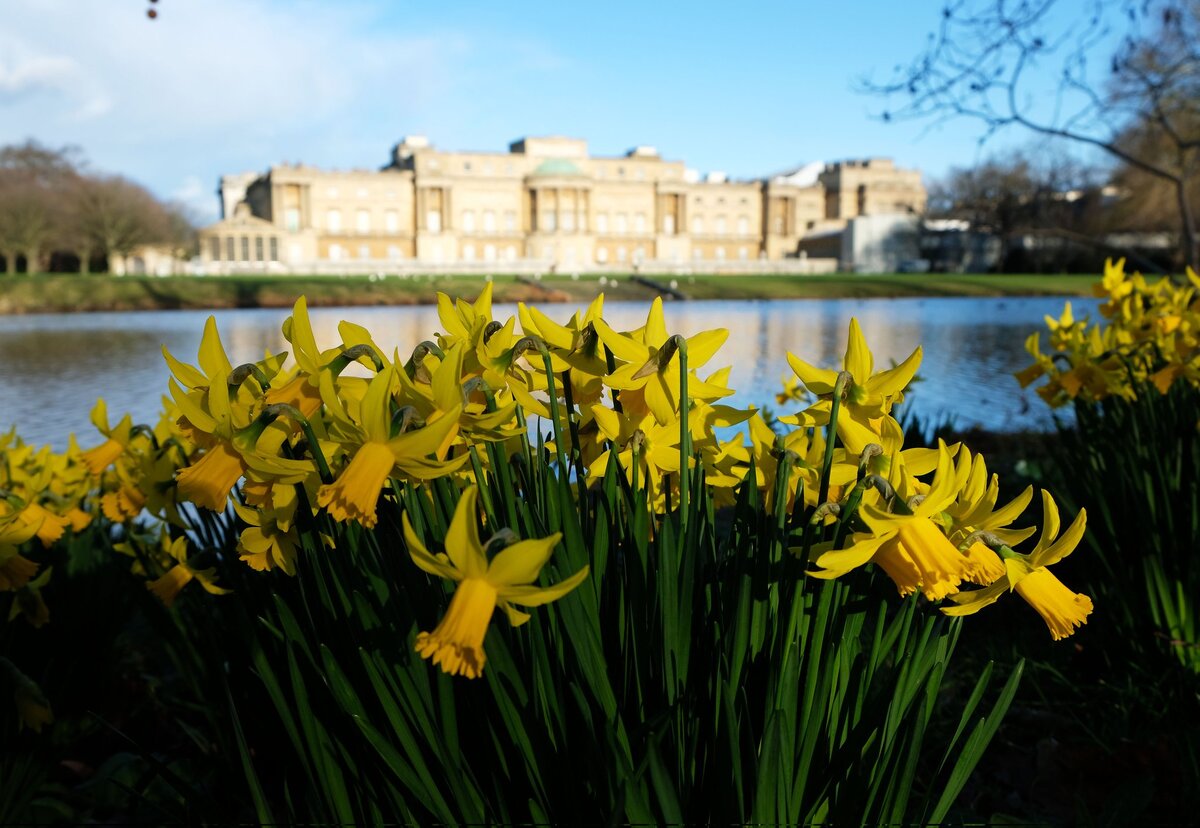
xmin=0 ymin=296 xmax=1095 ymax=450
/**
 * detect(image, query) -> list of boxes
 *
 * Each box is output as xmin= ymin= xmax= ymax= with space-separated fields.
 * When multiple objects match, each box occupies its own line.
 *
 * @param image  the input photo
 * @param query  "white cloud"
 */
xmin=0 ymin=0 xmax=580 ymax=226
xmin=0 ymin=39 xmax=112 ymax=119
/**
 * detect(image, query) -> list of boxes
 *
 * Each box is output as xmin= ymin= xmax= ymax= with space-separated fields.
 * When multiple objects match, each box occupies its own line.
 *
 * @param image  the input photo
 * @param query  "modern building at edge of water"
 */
xmin=198 ymin=136 xmax=926 ymax=274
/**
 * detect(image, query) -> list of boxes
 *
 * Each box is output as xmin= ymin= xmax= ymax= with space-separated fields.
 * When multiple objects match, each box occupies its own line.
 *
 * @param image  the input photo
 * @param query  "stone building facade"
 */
xmin=199 ymin=136 xmax=924 ymax=273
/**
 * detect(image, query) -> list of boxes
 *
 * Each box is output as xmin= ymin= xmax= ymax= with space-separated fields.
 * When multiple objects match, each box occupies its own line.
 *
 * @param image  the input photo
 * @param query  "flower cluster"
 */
xmin=1019 ymin=258 xmax=1200 ymax=406
xmin=1 ymin=288 xmax=1095 ymax=695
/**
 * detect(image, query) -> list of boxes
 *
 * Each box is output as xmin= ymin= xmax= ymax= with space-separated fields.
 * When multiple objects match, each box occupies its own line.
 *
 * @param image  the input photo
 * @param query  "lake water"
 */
xmin=0 ymin=296 xmax=1094 ymax=450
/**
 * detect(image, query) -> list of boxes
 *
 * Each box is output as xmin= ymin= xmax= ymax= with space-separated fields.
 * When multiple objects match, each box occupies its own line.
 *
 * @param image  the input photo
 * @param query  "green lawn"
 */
xmin=0 ymin=272 xmax=1098 ymax=314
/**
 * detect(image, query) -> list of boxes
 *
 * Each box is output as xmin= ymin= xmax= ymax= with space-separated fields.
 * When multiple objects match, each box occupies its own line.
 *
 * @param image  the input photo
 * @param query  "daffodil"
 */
xmin=943 ymin=491 xmax=1091 ymax=640
xmin=80 ymin=399 xmax=134 ymax=475
xmin=403 ymin=488 xmax=589 ymax=679
xmin=146 ymin=535 xmax=231 ymax=608
xmin=233 ymin=483 xmax=300 ymax=575
xmin=810 ymin=444 xmax=969 ymax=600
xmin=316 ymin=366 xmax=467 ymax=528
xmin=783 ymin=318 xmax=921 ymax=455
xmin=0 ymin=509 xmax=41 ymax=591
xmin=593 ymin=297 xmax=729 ymax=425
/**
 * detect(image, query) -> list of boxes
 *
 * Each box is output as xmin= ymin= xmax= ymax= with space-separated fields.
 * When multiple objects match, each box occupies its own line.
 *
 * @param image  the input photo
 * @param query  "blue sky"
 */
xmin=0 ymin=0 xmax=1117 ymax=222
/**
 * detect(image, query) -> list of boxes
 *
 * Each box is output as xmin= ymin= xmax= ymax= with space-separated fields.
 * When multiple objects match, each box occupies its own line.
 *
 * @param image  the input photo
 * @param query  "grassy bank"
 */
xmin=0 ymin=271 xmax=1098 ymax=314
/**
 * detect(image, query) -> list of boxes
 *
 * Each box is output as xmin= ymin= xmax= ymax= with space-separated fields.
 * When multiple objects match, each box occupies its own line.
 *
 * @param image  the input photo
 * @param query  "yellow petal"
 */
xmin=402 ymin=512 xmax=462 ymax=581
xmin=786 ymin=353 xmax=838 ymax=395
xmin=486 ymin=533 xmax=563 ymax=586
xmin=197 ymin=316 xmax=233 ymax=378
xmin=445 ymin=487 xmax=487 ymax=578
xmin=498 ymin=565 xmax=590 ymax=606
xmin=843 ymin=319 xmax=873 ymax=385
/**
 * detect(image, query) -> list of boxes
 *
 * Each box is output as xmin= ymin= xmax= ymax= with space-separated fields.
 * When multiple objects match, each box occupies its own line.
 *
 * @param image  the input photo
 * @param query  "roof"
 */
xmin=529 ymin=158 xmax=584 ymax=178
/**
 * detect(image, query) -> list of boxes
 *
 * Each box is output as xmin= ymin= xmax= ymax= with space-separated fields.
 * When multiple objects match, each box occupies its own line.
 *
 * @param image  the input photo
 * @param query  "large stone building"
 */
xmin=199 ymin=136 xmax=924 ymax=273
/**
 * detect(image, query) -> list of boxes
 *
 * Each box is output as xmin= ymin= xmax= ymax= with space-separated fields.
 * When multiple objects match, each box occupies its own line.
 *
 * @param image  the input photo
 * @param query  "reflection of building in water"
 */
xmin=199 ymin=136 xmax=924 ymax=274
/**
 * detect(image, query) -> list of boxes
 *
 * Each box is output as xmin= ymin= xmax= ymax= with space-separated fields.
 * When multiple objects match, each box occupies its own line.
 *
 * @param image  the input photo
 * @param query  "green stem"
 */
xmin=817 ymin=371 xmax=850 ymax=508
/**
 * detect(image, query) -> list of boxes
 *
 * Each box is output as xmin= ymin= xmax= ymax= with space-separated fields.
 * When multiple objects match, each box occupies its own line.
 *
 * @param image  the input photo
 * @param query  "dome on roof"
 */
xmin=530 ymin=158 xmax=584 ymax=177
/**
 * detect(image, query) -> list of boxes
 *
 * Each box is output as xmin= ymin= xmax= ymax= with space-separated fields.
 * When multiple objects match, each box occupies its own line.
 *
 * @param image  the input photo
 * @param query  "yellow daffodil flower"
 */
xmin=943 ymin=491 xmax=1090 ymax=640
xmin=403 ymin=487 xmax=589 ymax=679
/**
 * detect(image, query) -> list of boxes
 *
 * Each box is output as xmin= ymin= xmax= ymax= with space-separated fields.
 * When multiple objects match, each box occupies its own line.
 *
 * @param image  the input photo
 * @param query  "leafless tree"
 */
xmin=0 ymin=142 xmax=78 ymax=273
xmin=65 ymin=175 xmax=171 ymax=273
xmin=863 ymin=0 xmax=1200 ymax=269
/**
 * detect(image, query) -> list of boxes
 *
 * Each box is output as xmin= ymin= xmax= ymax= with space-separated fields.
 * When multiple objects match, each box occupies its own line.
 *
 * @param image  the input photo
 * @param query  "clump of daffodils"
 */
xmin=1019 ymin=258 xmax=1200 ymax=406
xmin=1 ymin=286 xmax=1096 ymax=695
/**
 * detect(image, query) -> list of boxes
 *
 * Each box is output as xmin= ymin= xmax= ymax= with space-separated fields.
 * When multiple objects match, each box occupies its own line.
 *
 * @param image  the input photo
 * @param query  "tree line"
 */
xmin=868 ymin=0 xmax=1200 ymax=273
xmin=0 ymin=141 xmax=195 ymax=275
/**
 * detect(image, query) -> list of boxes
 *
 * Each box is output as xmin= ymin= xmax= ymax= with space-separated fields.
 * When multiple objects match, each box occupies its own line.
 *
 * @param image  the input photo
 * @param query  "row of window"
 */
xmin=315 ymin=242 xmax=753 ymax=264
xmin=324 ymin=208 xmax=404 ymax=234
xmin=315 ymin=208 xmax=766 ymax=237
xmin=324 ymin=187 xmax=400 ymax=200
xmin=210 ymin=236 xmax=279 ymax=263
xmin=314 ymin=202 xmax=776 ymax=237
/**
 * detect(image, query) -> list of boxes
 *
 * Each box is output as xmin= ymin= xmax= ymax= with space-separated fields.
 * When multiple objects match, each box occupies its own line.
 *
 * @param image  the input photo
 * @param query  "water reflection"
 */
xmin=0 ymin=296 xmax=1097 ymax=450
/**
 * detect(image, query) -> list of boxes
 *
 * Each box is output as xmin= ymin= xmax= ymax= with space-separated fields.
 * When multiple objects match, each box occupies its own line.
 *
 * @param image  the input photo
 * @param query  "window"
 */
xmin=327 ymin=186 xmax=339 ymax=198
xmin=663 ymin=215 xmax=675 ymax=235
xmin=617 ymin=246 xmax=627 ymax=263
xmin=358 ymin=244 xmax=370 ymax=259
xmin=463 ymin=243 xmax=476 ymax=261
xmin=596 ymin=247 xmax=609 ymax=264
xmin=226 ymin=237 xmax=235 ymax=261
xmin=736 ymin=216 xmax=749 ymax=235
xmin=387 ymin=245 xmax=402 ymax=260
xmin=577 ymin=210 xmax=587 ymax=232
xmin=356 ymin=209 xmax=370 ymax=233
xmin=541 ymin=210 xmax=556 ymax=232
xmin=692 ymin=248 xmax=704 ymax=260
xmin=633 ymin=245 xmax=645 ymax=264
xmin=462 ymin=210 xmax=476 ymax=233
xmin=483 ymin=210 xmax=496 ymax=233
xmin=327 ymin=209 xmax=342 ymax=233
xmin=254 ymin=237 xmax=264 ymax=261
xmin=615 ymin=213 xmax=628 ymax=234
xmin=269 ymin=238 xmax=278 ymax=261
xmin=240 ymin=237 xmax=250 ymax=261
xmin=504 ymin=210 xmax=516 ymax=232
xmin=596 ymin=213 xmax=609 ymax=233
xmin=715 ymin=216 xmax=727 ymax=235
xmin=357 ymin=187 xmax=368 ymax=198
xmin=385 ymin=210 xmax=399 ymax=233
xmin=505 ymin=245 xmax=517 ymax=261
xmin=426 ymin=210 xmax=441 ymax=233
xmin=385 ymin=190 xmax=396 ymax=200
xmin=634 ymin=213 xmax=646 ymax=233
xmin=617 ymin=166 xmax=626 ymax=177
xmin=635 ymin=168 xmax=645 ymax=180
xmin=463 ymin=161 xmax=472 ymax=172
xmin=561 ymin=210 xmax=575 ymax=231
xmin=285 ymin=208 xmax=300 ymax=232
xmin=716 ymin=246 xmax=726 ymax=261
xmin=773 ymin=216 xmax=784 ymax=234
xmin=691 ymin=216 xmax=703 ymax=234
xmin=210 ymin=237 xmax=221 ymax=261
xmin=738 ymin=247 xmax=749 ymax=260
xmin=807 ymin=220 xmax=816 ymax=230
xmin=484 ymin=243 xmax=496 ymax=261
xmin=565 ymin=246 xmax=577 ymax=264
xmin=329 ymin=243 xmax=344 ymax=261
